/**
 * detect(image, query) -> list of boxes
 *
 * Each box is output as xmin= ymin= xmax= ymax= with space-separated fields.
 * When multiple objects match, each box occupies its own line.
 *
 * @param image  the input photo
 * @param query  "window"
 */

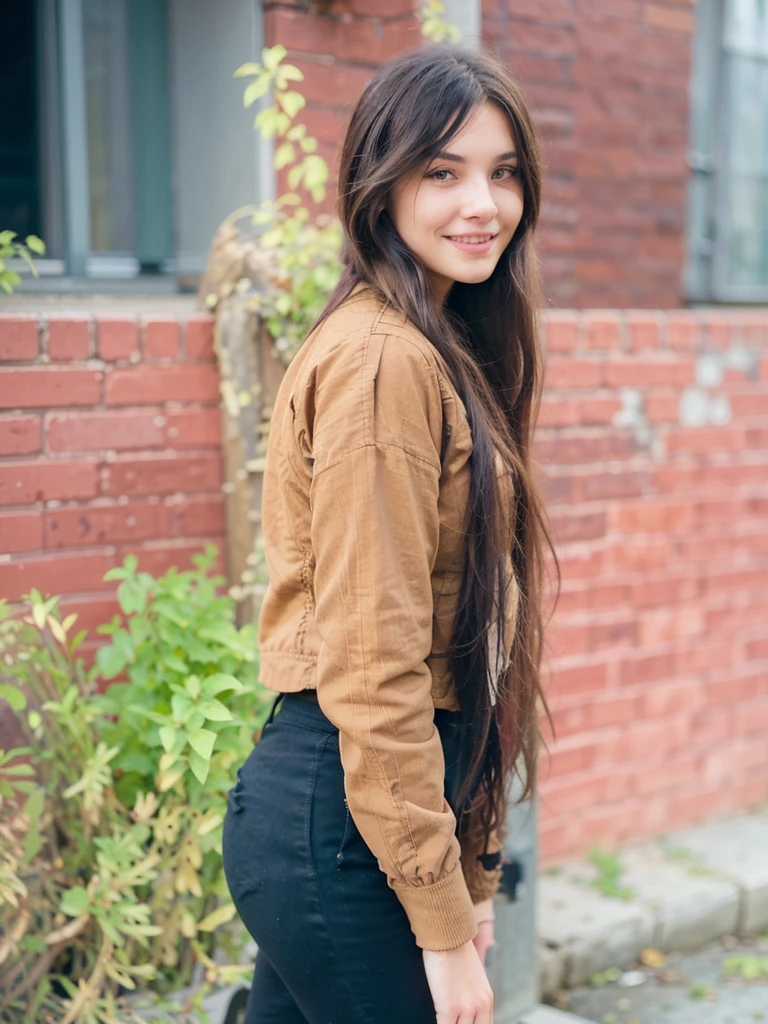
xmin=686 ymin=0 xmax=768 ymax=302
xmin=0 ymin=0 xmax=268 ymax=290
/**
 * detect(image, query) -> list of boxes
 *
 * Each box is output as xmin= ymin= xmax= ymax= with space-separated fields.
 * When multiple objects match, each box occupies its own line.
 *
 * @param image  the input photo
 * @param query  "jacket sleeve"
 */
xmin=307 ymin=330 xmax=478 ymax=951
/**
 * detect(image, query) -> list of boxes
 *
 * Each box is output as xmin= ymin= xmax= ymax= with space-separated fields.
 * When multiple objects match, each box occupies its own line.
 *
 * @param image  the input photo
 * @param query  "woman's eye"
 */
xmin=427 ymin=168 xmax=454 ymax=182
xmin=492 ymin=166 xmax=520 ymax=180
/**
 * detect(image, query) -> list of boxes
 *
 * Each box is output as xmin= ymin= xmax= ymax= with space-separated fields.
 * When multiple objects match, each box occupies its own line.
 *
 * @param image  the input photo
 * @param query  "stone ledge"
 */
xmin=537 ymin=806 xmax=768 ymax=997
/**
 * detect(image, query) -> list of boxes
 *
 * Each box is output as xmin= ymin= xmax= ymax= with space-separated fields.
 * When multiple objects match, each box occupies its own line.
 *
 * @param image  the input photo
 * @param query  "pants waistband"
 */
xmin=266 ymin=689 xmax=337 ymax=734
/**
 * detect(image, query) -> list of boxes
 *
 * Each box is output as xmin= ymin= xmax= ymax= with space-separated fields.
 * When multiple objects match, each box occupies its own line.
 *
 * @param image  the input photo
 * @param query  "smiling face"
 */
xmin=389 ymin=101 xmax=524 ymax=304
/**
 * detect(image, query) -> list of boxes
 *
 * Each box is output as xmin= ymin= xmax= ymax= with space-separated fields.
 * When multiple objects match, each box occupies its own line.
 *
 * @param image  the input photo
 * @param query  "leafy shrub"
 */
xmin=0 ymin=546 xmax=272 ymax=1024
xmin=0 ymin=231 xmax=46 ymax=294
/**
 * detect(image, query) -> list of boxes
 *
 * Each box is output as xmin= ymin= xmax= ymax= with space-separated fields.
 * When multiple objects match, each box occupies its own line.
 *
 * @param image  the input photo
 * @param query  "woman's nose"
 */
xmin=460 ymin=179 xmax=498 ymax=221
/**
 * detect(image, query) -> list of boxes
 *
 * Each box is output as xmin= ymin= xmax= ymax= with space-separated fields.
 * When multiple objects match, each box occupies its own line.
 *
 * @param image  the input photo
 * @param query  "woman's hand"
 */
xmin=422 ymin=939 xmax=494 ymax=1024
xmin=472 ymin=898 xmax=495 ymax=967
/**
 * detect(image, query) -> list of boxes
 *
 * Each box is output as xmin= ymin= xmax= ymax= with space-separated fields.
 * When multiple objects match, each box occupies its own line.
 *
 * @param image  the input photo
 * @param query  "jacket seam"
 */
xmin=313 ymin=439 xmax=441 ymax=478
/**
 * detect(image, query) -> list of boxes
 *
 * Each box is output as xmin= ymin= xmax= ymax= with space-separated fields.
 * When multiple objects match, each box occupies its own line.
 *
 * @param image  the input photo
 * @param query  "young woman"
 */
xmin=222 ymin=44 xmax=555 ymax=1024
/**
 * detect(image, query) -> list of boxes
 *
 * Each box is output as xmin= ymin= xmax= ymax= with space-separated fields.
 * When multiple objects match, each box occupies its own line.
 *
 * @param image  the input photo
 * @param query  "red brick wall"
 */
xmin=264 ymin=0 xmax=422 ymax=213
xmin=484 ymin=0 xmax=695 ymax=308
xmin=267 ymin=0 xmax=695 ymax=308
xmin=537 ymin=307 xmax=768 ymax=863
xmin=0 ymin=313 xmax=224 ymax=650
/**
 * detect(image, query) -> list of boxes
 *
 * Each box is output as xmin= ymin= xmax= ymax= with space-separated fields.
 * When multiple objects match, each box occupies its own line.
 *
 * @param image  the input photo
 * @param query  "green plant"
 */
xmin=587 ymin=847 xmax=636 ymax=901
xmin=723 ymin=953 xmax=768 ymax=981
xmin=418 ymin=0 xmax=462 ymax=43
xmin=207 ymin=44 xmax=343 ymax=365
xmin=589 ymin=967 xmax=621 ymax=987
xmin=0 ymin=547 xmax=273 ymax=1023
xmin=216 ymin=3 xmax=462 ymax=363
xmin=0 ymin=231 xmax=46 ymax=294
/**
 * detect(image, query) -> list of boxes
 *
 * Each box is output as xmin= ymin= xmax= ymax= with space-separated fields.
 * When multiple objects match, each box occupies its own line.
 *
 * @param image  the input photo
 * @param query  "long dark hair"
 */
xmin=315 ymin=45 xmax=558 ymax=856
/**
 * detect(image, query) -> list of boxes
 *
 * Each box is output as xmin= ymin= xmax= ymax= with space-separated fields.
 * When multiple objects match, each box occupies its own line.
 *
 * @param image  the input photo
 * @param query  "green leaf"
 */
xmin=95 ymin=642 xmax=128 ymax=680
xmin=187 ymin=728 xmax=216 ymax=761
xmin=277 ymin=90 xmax=306 ymax=119
xmin=233 ymin=61 xmax=263 ymax=78
xmin=198 ymin=698 xmax=233 ymax=722
xmin=244 ymin=77 xmax=270 ymax=108
xmin=263 ymin=44 xmax=287 ymax=71
xmin=0 ymin=684 xmax=26 ymax=711
xmin=197 ymin=902 xmax=236 ymax=932
xmin=0 ymin=230 xmax=16 ymax=246
xmin=25 ymin=234 xmax=46 ymax=255
xmin=287 ymin=164 xmax=303 ymax=191
xmin=127 ymin=705 xmax=171 ymax=727
xmin=188 ymin=747 xmax=210 ymax=785
xmin=202 ymin=673 xmax=245 ymax=697
xmin=277 ymin=63 xmax=303 ymax=83
xmin=275 ymin=141 xmax=296 ymax=170
xmin=163 ymin=652 xmax=188 ymax=674
xmin=61 ymin=885 xmax=90 ymax=917
xmin=185 ymin=675 xmax=201 ymax=700
xmin=159 ymin=726 xmax=176 ymax=753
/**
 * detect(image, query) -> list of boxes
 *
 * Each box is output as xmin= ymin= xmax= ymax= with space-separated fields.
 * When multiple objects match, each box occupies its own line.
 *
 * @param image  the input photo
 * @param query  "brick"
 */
xmin=542 ymin=314 xmax=579 ymax=352
xmin=105 ymin=365 xmax=220 ymax=406
xmin=164 ymin=407 xmax=222 ymax=448
xmin=535 ymin=431 xmax=639 ymax=465
xmin=44 ymin=501 xmax=166 ymax=549
xmin=614 ymin=501 xmax=694 ymax=533
xmin=639 ymin=606 xmax=706 ymax=645
xmin=0 ymin=316 xmax=38 ymax=361
xmin=583 ymin=311 xmax=624 ymax=350
xmin=603 ymin=356 xmax=693 ymax=388
xmin=545 ymin=358 xmax=603 ymax=389
xmin=572 ymin=469 xmax=647 ymax=502
xmin=549 ymin=693 xmax=638 ymax=738
xmin=166 ymin=495 xmax=225 ymax=537
xmin=267 ymin=7 xmax=420 ymax=65
xmin=0 ymin=415 xmax=42 ymax=455
xmin=102 ymin=453 xmax=222 ymax=497
xmin=123 ymin=540 xmax=225 ymax=579
xmin=58 ymin=595 xmax=120 ymax=636
xmin=550 ymin=510 xmax=606 ymax=542
xmin=0 ymin=550 xmax=116 ymax=600
xmin=48 ymin=317 xmax=92 ymax=360
xmin=666 ymin=312 xmax=698 ymax=351
xmin=288 ymin=58 xmax=373 ymax=110
xmin=0 ymin=510 xmax=43 ymax=553
xmin=644 ymin=2 xmax=696 ymax=35
xmin=47 ymin=410 xmax=165 ymax=453
xmin=97 ymin=318 xmax=139 ymax=361
xmin=144 ymin=319 xmax=180 ymax=359
xmin=627 ymin=313 xmax=661 ymax=351
xmin=0 ymin=367 xmax=103 ymax=409
xmin=346 ymin=0 xmax=415 ymax=18
xmin=185 ymin=317 xmax=216 ymax=360
xmin=0 ymin=460 xmax=99 ymax=505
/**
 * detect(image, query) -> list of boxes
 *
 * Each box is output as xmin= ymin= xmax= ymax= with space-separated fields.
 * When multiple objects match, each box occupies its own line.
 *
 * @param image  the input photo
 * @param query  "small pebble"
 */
xmin=617 ymin=970 xmax=647 ymax=987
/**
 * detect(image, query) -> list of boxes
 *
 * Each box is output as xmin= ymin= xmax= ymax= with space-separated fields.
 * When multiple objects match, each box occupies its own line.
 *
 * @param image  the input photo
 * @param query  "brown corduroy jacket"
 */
xmin=257 ymin=283 xmax=519 ymax=951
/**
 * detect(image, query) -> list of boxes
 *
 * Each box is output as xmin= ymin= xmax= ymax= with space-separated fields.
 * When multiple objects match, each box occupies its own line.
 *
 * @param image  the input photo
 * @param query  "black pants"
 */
xmin=222 ymin=690 xmax=468 ymax=1024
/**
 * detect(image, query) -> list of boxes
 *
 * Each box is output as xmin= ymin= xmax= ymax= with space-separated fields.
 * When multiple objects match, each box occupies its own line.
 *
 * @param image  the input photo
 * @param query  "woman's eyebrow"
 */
xmin=433 ymin=149 xmax=518 ymax=163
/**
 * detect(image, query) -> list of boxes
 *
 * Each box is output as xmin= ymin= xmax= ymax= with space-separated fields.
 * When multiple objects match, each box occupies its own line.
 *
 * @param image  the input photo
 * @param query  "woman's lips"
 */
xmin=444 ymin=233 xmax=498 ymax=254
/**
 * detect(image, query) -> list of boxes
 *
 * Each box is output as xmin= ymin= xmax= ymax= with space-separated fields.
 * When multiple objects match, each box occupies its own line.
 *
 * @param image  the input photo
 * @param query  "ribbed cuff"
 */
xmin=390 ymin=864 xmax=478 ymax=951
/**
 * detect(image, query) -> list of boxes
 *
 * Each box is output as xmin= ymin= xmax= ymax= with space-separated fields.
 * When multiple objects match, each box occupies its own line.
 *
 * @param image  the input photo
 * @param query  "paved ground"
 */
xmin=552 ymin=935 xmax=768 ymax=1024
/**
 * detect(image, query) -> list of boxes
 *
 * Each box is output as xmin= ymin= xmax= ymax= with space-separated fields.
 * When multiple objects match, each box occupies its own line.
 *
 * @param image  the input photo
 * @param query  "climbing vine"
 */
xmin=208 ymin=2 xmax=462 ymax=366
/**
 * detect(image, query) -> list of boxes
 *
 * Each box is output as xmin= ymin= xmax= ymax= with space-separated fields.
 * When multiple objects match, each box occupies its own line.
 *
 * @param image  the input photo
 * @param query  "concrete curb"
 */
xmin=537 ymin=807 xmax=768 ymax=998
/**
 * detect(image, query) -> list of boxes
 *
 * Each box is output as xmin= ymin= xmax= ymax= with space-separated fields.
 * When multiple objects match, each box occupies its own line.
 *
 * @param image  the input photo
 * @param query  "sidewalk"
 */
xmin=537 ymin=805 xmax=768 ymax=1004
